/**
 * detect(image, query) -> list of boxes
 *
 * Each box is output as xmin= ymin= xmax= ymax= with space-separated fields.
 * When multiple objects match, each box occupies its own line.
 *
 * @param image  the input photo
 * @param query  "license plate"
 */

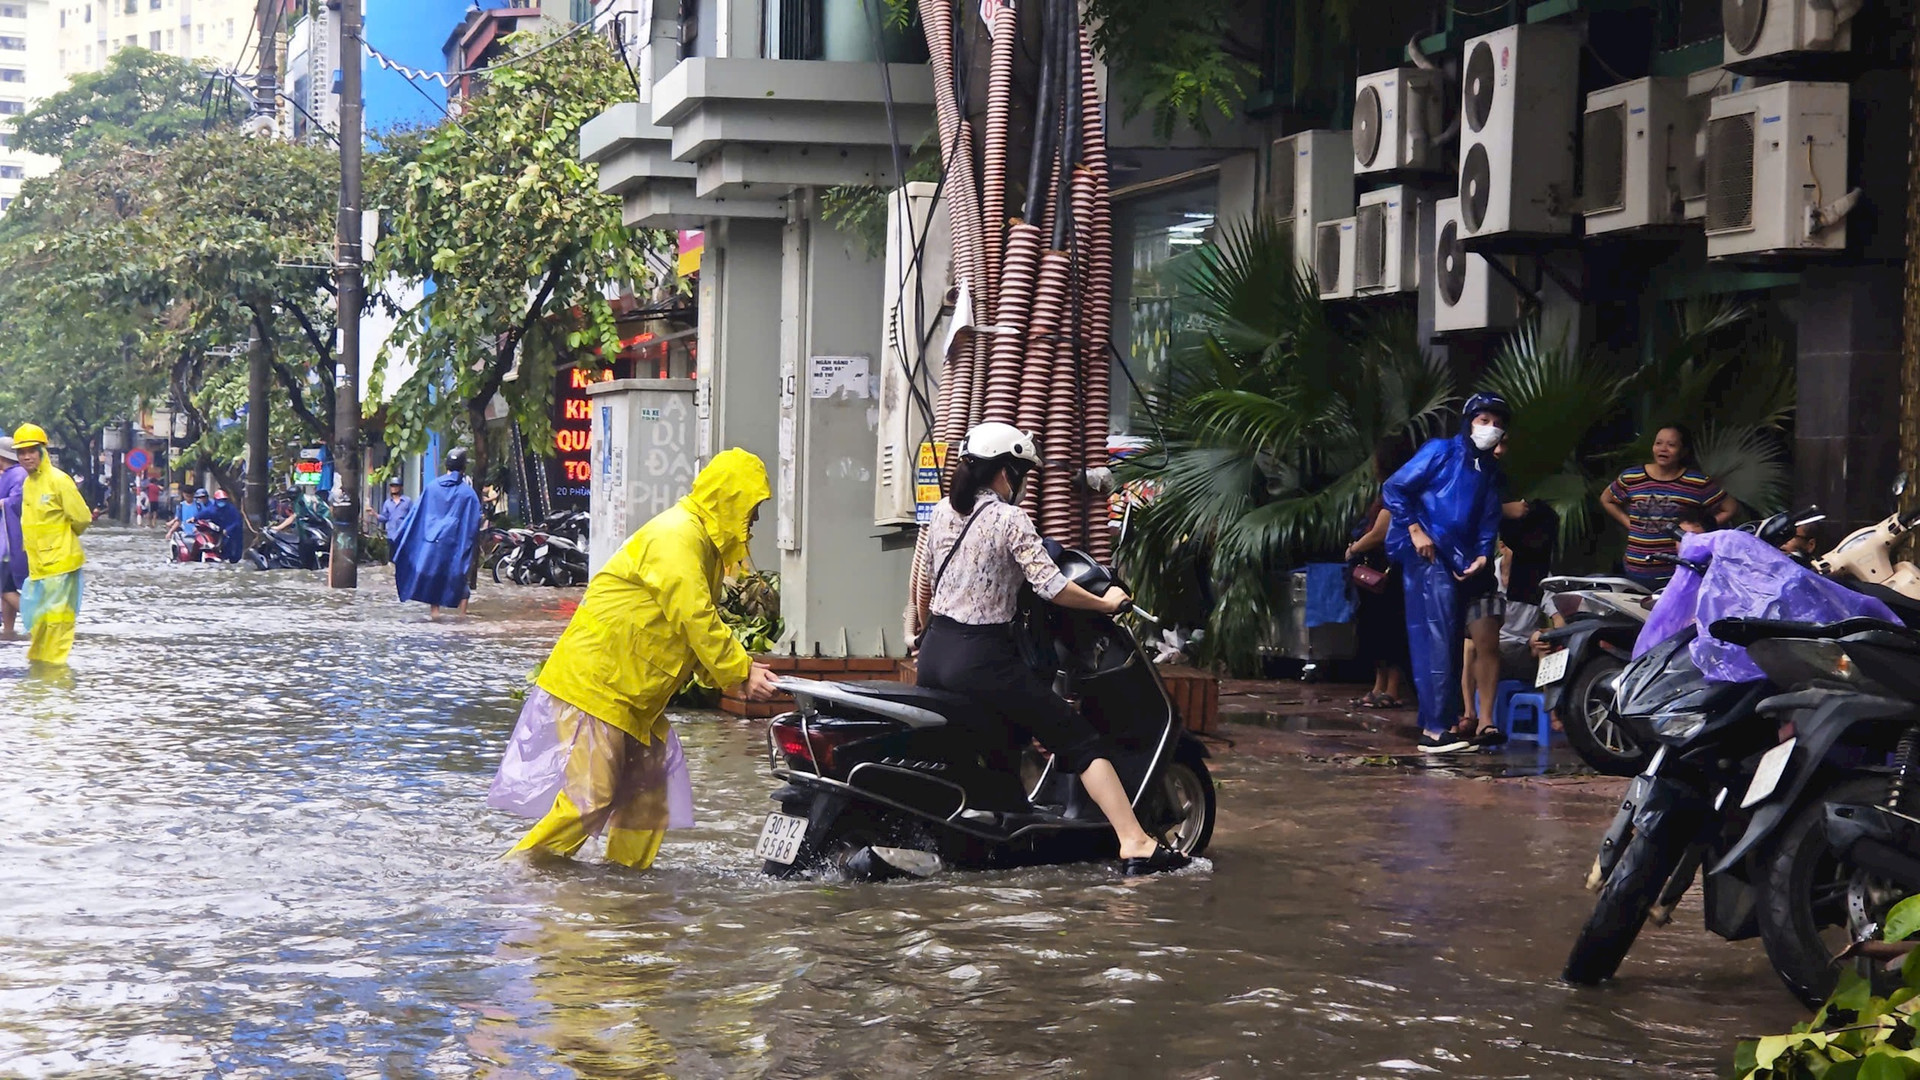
xmin=754 ymin=813 xmax=809 ymax=865
xmin=1536 ymin=649 xmax=1571 ymax=687
xmin=1741 ymin=738 xmax=1798 ymax=810
xmin=535 ymin=545 xmax=550 ymax=560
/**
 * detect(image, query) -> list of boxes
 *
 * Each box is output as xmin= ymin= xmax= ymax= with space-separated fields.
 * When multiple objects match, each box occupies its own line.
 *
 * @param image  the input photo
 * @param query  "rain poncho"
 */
xmin=391 ymin=473 xmax=482 ymax=608
xmin=207 ymin=498 xmax=246 ymax=563
xmin=1382 ymin=433 xmax=1504 ymax=734
xmin=19 ymin=455 xmax=90 ymax=664
xmin=0 ymin=461 xmax=25 ymax=588
xmin=489 ymin=448 xmax=771 ymax=868
xmin=1635 ymin=529 xmax=1897 ymax=683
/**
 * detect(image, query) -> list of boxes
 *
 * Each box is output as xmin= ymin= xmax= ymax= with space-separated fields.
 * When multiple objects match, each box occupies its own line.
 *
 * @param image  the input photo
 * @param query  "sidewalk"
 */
xmin=1211 ymin=676 xmax=1621 ymax=792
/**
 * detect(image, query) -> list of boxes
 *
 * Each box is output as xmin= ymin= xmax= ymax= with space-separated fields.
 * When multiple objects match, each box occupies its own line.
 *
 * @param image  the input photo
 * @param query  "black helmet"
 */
xmin=445 ymin=447 xmax=470 ymax=473
xmin=1462 ymin=392 xmax=1512 ymax=425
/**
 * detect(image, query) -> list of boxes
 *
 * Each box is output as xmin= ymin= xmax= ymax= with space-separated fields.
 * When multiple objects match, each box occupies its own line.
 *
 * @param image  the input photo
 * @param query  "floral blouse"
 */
xmin=910 ymin=493 xmax=1068 ymax=627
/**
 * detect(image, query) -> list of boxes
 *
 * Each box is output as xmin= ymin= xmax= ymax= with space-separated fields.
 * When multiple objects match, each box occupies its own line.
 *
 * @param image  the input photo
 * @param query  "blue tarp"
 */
xmin=1304 ymin=563 xmax=1355 ymax=628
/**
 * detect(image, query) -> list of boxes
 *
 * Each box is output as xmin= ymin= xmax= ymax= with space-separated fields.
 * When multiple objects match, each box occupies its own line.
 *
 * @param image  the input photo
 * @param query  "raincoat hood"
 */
xmin=682 ymin=449 xmax=770 ymax=568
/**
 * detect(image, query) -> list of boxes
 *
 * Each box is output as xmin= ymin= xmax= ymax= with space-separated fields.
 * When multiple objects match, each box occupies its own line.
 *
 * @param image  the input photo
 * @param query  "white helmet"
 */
xmin=960 ymin=422 xmax=1041 ymax=468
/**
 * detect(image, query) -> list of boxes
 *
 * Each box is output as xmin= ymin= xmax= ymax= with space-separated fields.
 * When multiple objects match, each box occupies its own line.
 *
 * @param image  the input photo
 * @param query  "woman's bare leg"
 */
xmin=1468 ymin=617 xmax=1501 ymax=725
xmin=1079 ymin=758 xmax=1159 ymax=859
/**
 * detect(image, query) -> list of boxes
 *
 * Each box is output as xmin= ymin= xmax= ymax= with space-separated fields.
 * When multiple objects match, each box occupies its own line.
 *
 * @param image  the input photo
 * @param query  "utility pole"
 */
xmin=245 ymin=0 xmax=281 ymax=530
xmin=329 ymin=0 xmax=364 ymax=588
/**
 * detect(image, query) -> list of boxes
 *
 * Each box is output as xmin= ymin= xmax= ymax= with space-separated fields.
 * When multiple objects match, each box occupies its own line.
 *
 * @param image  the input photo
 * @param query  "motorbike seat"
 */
xmin=834 ymin=681 xmax=979 ymax=726
xmin=1842 ymin=580 xmax=1920 ymax=631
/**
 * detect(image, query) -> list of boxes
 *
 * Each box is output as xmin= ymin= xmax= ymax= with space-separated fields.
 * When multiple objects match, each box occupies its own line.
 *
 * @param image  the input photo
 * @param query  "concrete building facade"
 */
xmin=0 ymin=0 xmax=56 ymax=214
xmin=52 ymin=0 xmax=258 ymax=76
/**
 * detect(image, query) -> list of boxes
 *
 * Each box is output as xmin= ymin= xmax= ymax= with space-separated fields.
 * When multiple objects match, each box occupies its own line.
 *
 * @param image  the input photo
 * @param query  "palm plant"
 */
xmin=1117 ymin=215 xmax=1454 ymax=674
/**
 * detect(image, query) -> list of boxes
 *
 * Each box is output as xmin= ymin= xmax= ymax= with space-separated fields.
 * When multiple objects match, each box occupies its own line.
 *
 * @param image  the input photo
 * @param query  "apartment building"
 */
xmin=53 ymin=0 xmax=258 ymax=77
xmin=0 ymin=0 xmax=56 ymax=214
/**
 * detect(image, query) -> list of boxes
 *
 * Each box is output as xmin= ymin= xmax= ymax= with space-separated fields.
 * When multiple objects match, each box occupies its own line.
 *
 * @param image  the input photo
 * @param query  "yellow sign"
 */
xmin=916 ymin=441 xmax=950 ymax=470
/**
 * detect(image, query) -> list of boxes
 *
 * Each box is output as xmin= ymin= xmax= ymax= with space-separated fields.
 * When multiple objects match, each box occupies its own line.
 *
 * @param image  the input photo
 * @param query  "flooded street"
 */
xmin=0 ymin=530 xmax=1801 ymax=1078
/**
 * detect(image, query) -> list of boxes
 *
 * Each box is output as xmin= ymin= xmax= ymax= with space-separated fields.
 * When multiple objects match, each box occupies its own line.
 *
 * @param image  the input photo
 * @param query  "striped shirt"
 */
xmin=1608 ymin=466 xmax=1726 ymax=574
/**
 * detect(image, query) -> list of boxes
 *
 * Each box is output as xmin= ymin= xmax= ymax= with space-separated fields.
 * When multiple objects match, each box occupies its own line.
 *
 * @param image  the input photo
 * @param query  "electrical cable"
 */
xmin=362 ymin=12 xmax=606 ymax=87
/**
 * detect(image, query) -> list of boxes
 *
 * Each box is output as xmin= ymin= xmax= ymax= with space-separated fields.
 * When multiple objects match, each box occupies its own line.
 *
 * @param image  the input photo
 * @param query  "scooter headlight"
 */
xmin=1649 ymin=710 xmax=1711 ymax=743
xmin=1746 ymin=639 xmax=1886 ymax=695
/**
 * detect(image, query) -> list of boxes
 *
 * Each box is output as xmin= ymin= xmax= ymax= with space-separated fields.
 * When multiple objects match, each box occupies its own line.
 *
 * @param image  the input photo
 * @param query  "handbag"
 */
xmin=1348 ymin=561 xmax=1391 ymax=594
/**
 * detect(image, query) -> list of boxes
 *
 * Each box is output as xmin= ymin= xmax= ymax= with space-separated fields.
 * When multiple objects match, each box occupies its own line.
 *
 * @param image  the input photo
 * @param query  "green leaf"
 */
xmin=1886 ymin=897 xmax=1920 ymax=943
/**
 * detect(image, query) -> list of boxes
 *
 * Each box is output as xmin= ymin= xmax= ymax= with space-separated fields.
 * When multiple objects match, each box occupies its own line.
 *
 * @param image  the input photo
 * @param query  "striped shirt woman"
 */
xmin=1601 ymin=425 xmax=1732 ymax=585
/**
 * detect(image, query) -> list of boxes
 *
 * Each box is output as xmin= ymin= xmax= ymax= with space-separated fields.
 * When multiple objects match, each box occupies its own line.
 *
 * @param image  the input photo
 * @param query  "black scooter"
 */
xmin=756 ymin=546 xmax=1216 ymax=880
xmin=246 ymin=520 xmax=331 ymax=570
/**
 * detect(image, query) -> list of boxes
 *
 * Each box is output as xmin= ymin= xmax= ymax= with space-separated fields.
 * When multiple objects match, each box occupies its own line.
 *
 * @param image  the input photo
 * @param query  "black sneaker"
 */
xmin=1417 ymin=731 xmax=1472 ymax=755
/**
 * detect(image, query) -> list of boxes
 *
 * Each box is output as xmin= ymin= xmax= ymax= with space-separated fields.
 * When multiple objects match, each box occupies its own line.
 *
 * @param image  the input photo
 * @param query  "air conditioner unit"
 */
xmin=1270 ymin=130 xmax=1355 ymax=280
xmin=1433 ymin=196 xmax=1518 ymax=334
xmin=1457 ymin=23 xmax=1581 ymax=239
xmin=1316 ymin=218 xmax=1356 ymax=300
xmin=1704 ymin=80 xmax=1852 ymax=259
xmin=1354 ymin=185 xmax=1425 ymax=295
xmin=1353 ymin=67 xmax=1444 ymax=175
xmin=874 ymin=181 xmax=951 ymax=525
xmin=1678 ymin=68 xmax=1728 ymax=221
xmin=1722 ymin=0 xmax=1860 ymax=69
xmin=1583 ymin=77 xmax=1689 ymax=234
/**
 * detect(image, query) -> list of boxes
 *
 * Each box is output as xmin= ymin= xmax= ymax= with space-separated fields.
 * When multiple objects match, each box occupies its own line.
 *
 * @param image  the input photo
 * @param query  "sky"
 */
xmin=363 ymin=0 xmax=491 ymax=134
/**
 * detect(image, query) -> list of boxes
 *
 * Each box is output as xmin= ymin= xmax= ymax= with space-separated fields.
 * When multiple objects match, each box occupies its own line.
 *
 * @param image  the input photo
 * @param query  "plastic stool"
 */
xmin=1493 ymin=680 xmax=1527 ymax=732
xmin=1502 ymin=692 xmax=1552 ymax=746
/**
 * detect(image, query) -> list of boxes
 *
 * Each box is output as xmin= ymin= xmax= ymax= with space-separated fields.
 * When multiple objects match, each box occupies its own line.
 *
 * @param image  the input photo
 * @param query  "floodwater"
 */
xmin=0 ymin=530 xmax=1802 ymax=1078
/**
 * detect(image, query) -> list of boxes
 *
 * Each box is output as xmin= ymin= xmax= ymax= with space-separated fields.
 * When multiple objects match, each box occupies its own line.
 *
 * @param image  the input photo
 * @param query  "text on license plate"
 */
xmin=1536 ymin=649 xmax=1571 ymax=687
xmin=1741 ymin=738 xmax=1798 ymax=810
xmin=755 ymin=812 xmax=809 ymax=865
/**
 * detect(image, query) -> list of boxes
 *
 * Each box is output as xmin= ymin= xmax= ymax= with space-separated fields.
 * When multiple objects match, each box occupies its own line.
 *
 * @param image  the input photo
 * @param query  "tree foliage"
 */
xmin=14 ymin=47 xmax=234 ymax=159
xmin=370 ymin=28 xmax=670 ymax=483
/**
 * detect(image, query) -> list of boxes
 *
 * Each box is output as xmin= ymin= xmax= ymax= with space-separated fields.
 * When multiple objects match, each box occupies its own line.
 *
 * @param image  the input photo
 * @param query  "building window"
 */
xmin=0 ymin=5 xmax=25 ymax=18
xmin=165 ymin=28 xmax=172 ymax=48
xmin=0 ymin=100 xmax=18 ymax=115
xmin=83 ymin=44 xmax=90 ymax=64
xmin=149 ymin=0 xmax=159 ymax=8
xmin=1116 ymin=184 xmax=1219 ymax=431
xmin=125 ymin=34 xmax=136 ymax=47
xmin=84 ymin=4 xmax=91 ymax=23
xmin=59 ymin=9 xmax=65 ymax=26
xmin=0 ymin=130 xmax=9 ymax=147
xmin=148 ymin=30 xmax=159 ymax=48
xmin=0 ymin=36 xmax=23 ymax=49
xmin=123 ymin=0 xmax=135 ymax=13
xmin=0 ymin=165 xmax=24 ymax=179
xmin=1 ymin=198 xmax=13 ymax=212
xmin=0 ymin=69 xmax=21 ymax=82
xmin=195 ymin=23 xmax=202 ymax=43
xmin=225 ymin=18 xmax=233 ymax=38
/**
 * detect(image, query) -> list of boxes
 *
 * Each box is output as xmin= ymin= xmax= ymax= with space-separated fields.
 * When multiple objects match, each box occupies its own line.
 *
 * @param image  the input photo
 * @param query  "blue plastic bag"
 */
xmin=1634 ymin=530 xmax=1897 ymax=683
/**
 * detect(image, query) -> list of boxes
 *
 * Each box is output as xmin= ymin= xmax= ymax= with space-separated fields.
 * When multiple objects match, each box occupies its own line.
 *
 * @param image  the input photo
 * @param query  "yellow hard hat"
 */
xmin=11 ymin=423 xmax=47 ymax=450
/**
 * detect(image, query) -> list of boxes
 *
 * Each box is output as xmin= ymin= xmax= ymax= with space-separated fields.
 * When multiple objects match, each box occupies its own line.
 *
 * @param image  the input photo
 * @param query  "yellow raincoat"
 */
xmin=20 ymin=455 xmax=89 ymax=664
xmin=503 ymin=448 xmax=771 ymax=866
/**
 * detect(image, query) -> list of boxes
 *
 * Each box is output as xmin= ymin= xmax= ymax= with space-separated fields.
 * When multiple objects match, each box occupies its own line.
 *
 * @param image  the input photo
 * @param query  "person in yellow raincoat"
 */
xmin=488 ymin=448 xmax=780 ymax=868
xmin=12 ymin=424 xmax=91 ymax=665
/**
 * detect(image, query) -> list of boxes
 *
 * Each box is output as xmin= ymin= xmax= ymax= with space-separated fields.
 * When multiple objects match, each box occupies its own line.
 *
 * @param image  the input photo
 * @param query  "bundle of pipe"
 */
xmin=916 ymin=0 xmax=1118 ymax=552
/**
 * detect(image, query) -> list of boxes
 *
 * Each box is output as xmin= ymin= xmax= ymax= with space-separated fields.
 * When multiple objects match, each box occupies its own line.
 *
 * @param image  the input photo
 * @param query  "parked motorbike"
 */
xmin=170 ymin=519 xmax=226 ymax=564
xmin=246 ymin=520 xmax=331 ymax=571
xmin=1535 ymin=574 xmax=1658 ymax=776
xmin=491 ymin=511 xmax=589 ymax=586
xmin=1710 ymin=614 xmax=1920 ymax=1007
xmin=757 ymin=545 xmax=1215 ymax=880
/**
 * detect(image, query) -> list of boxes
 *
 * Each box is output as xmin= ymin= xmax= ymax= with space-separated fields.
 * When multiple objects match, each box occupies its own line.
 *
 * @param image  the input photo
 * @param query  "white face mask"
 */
xmin=1470 ymin=424 xmax=1504 ymax=452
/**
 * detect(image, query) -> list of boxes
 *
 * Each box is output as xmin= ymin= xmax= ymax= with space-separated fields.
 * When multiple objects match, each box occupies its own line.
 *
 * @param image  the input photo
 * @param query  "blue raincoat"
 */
xmin=1383 ymin=433 xmax=1505 ymax=735
xmin=207 ymin=497 xmax=246 ymax=563
xmin=392 ymin=473 xmax=482 ymax=608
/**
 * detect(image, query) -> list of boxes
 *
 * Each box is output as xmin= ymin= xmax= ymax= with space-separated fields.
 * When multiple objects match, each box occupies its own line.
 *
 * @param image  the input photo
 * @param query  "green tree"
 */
xmin=370 ymin=28 xmax=671 ymax=490
xmin=1117 ymin=216 xmax=1454 ymax=674
xmin=14 ymin=47 xmax=234 ymax=159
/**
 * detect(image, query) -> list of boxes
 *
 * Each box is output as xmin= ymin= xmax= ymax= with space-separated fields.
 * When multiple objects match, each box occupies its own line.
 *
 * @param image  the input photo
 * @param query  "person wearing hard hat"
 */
xmin=11 ymin=424 xmax=92 ymax=664
xmin=0 ymin=436 xmax=25 ymax=638
xmin=488 ymin=448 xmax=780 ymax=869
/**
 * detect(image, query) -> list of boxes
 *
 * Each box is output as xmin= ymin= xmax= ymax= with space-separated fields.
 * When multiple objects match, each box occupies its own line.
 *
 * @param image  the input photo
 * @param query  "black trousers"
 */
xmin=916 ymin=615 xmax=1114 ymax=774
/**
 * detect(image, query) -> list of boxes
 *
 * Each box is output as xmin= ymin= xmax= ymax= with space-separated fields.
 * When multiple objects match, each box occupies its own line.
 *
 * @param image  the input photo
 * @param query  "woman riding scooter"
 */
xmin=910 ymin=422 xmax=1191 ymax=877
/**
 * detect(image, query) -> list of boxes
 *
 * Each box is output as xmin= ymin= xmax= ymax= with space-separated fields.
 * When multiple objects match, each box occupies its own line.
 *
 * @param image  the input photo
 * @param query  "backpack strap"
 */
xmin=932 ymin=503 xmax=988 ymax=596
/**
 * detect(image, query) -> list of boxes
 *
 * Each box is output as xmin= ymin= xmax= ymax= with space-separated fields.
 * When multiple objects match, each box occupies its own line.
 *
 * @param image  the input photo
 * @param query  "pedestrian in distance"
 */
xmin=376 ymin=479 xmax=413 ymax=563
xmin=1383 ymin=394 xmax=1511 ymax=755
xmin=1345 ymin=436 xmax=1412 ymax=710
xmin=488 ymin=448 xmax=781 ymax=869
xmin=11 ymin=424 xmax=92 ymax=665
xmin=0 ymin=437 xmax=26 ymax=639
xmin=1600 ymin=424 xmax=1733 ymax=589
xmin=392 ymin=449 xmax=482 ymax=617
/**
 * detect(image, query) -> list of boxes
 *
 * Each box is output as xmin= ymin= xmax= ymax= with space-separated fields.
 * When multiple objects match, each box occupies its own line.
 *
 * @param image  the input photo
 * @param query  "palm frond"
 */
xmin=1696 ymin=425 xmax=1791 ymax=516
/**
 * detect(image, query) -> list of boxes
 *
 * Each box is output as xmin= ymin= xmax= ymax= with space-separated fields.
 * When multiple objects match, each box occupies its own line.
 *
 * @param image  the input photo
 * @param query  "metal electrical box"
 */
xmin=875 ymin=181 xmax=951 ymax=525
xmin=585 ymin=378 xmax=699 ymax=578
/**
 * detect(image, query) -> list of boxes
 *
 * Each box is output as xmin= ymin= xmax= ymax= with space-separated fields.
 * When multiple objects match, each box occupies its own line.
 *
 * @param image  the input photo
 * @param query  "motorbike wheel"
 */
xmin=492 ymin=557 xmax=512 ymax=584
xmin=1155 ymin=753 xmax=1216 ymax=857
xmin=1757 ymin=775 xmax=1905 ymax=1010
xmin=1561 ymin=657 xmax=1651 ymax=778
xmin=1562 ymin=817 xmax=1694 ymax=985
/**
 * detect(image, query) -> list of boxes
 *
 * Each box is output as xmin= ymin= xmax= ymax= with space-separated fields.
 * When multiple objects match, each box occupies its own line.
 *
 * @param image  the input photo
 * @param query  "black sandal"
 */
xmin=1121 ymin=844 xmax=1194 ymax=877
xmin=1475 ymin=725 xmax=1508 ymax=747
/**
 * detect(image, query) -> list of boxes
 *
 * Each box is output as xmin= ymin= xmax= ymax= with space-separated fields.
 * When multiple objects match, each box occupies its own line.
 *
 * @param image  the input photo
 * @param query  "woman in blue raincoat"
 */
xmin=1382 ymin=394 xmax=1510 ymax=755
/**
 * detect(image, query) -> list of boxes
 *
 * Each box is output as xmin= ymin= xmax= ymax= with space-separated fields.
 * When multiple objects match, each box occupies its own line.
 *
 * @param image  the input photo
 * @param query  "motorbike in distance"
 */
xmin=1534 ymin=574 xmax=1658 ymax=776
xmin=492 ymin=511 xmax=589 ymax=586
xmin=756 ymin=544 xmax=1215 ymax=880
xmin=169 ymin=519 xmax=226 ymax=563
xmin=247 ymin=519 xmax=331 ymax=571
